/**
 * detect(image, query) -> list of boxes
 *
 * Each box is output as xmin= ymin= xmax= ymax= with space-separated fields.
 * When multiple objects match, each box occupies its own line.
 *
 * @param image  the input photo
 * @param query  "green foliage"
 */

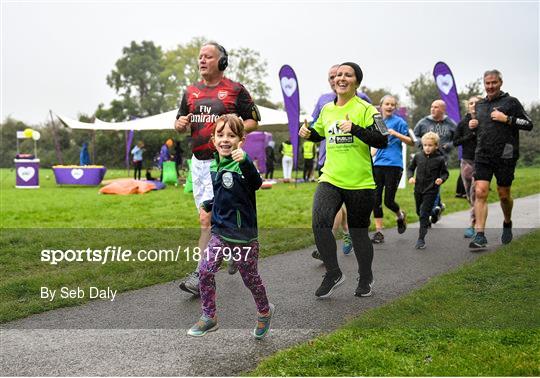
xmin=250 ymin=231 xmax=540 ymax=376
xmin=405 ymin=72 xmax=441 ymax=126
xmin=99 ymin=41 xmax=169 ymax=121
xmin=360 ymin=86 xmax=395 ymax=106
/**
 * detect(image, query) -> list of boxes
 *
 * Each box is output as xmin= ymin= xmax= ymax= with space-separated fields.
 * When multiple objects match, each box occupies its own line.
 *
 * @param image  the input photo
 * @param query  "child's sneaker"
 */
xmin=430 ymin=206 xmax=441 ymax=224
xmin=415 ymin=239 xmax=426 ymax=249
xmin=342 ymin=233 xmax=353 ymax=255
xmin=187 ymin=315 xmax=218 ymax=337
xmin=253 ymin=303 xmax=275 ymax=339
xmin=397 ymin=210 xmax=407 ymax=234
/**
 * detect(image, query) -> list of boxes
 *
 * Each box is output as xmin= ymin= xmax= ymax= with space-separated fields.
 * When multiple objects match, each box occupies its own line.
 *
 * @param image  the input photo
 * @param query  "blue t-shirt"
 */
xmin=373 ymin=114 xmax=409 ymax=168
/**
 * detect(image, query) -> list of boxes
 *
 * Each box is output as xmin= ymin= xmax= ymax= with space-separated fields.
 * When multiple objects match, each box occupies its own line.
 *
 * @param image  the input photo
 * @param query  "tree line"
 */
xmin=1 ymin=37 xmax=539 ymax=168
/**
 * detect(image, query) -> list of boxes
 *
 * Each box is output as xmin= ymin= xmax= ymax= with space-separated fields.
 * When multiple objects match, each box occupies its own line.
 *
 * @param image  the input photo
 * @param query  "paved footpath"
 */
xmin=1 ymin=194 xmax=539 ymax=376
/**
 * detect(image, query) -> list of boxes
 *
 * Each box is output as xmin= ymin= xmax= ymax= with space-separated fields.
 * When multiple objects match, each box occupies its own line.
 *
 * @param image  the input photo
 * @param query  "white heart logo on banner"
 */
xmin=280 ymin=77 xmax=297 ymax=97
xmin=436 ymin=74 xmax=454 ymax=95
xmin=71 ymin=169 xmax=84 ymax=180
xmin=17 ymin=167 xmax=35 ymax=182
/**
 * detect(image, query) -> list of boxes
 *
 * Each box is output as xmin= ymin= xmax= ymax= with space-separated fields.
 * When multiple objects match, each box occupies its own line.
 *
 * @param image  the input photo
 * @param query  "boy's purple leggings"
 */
xmin=199 ymin=234 xmax=269 ymax=318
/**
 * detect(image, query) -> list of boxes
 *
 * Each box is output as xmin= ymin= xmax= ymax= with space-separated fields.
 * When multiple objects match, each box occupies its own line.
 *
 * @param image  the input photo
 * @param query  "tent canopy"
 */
xmin=55 ymin=105 xmax=312 ymax=131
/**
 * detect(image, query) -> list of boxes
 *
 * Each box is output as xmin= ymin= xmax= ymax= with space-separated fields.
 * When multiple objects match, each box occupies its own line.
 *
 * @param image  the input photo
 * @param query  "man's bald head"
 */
xmin=430 ymin=100 xmax=446 ymax=121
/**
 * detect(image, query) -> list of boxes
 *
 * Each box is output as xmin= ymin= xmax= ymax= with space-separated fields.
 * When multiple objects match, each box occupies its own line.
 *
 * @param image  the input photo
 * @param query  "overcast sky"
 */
xmin=1 ymin=0 xmax=538 ymax=125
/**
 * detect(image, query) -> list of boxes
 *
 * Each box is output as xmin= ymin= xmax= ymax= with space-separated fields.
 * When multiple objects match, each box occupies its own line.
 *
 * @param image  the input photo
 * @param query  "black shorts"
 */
xmin=474 ymin=158 xmax=517 ymax=187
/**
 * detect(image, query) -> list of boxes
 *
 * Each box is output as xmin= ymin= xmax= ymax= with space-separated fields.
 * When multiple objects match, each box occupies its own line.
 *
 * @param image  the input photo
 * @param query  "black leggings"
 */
xmin=303 ymin=159 xmax=314 ymax=181
xmin=373 ymin=166 xmax=402 ymax=218
xmin=312 ymin=182 xmax=374 ymax=282
xmin=133 ymin=160 xmax=142 ymax=180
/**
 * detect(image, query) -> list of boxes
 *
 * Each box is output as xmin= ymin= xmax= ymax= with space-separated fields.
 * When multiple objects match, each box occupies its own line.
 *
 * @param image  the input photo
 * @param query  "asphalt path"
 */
xmin=1 ymin=194 xmax=539 ymax=376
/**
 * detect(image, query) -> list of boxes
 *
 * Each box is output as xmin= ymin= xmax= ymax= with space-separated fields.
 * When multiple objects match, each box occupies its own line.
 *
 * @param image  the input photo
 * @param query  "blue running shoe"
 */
xmin=415 ymin=239 xmax=426 ymax=250
xmin=342 ymin=233 xmax=353 ymax=255
xmin=464 ymin=226 xmax=476 ymax=239
xmin=469 ymin=233 xmax=488 ymax=250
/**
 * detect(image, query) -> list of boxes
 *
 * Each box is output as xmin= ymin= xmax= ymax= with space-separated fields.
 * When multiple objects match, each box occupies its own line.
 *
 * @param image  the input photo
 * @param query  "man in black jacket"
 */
xmin=469 ymin=70 xmax=533 ymax=249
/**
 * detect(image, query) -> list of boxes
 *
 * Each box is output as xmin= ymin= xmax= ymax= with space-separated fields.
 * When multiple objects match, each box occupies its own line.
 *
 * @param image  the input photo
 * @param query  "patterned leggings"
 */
xmin=199 ymin=234 xmax=269 ymax=318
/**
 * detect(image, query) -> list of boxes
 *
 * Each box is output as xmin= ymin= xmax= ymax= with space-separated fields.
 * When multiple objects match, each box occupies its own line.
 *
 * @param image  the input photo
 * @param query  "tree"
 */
xmin=227 ymin=47 xmax=270 ymax=101
xmin=103 ymin=41 xmax=169 ymax=121
xmin=405 ymin=72 xmax=440 ymax=126
xmin=360 ymin=86 xmax=396 ymax=106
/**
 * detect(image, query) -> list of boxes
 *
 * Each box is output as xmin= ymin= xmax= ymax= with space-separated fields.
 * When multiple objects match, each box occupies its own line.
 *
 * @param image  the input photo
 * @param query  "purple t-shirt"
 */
xmin=311 ymin=91 xmax=372 ymax=166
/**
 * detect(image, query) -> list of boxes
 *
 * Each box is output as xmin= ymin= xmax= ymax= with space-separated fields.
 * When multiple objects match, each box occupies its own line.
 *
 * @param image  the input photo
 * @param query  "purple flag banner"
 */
xmin=125 ymin=129 xmax=134 ymax=170
xmin=279 ymin=65 xmax=300 ymax=168
xmin=433 ymin=61 xmax=462 ymax=158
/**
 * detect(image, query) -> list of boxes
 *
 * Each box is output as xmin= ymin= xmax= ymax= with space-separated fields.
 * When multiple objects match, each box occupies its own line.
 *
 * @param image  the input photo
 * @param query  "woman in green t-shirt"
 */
xmin=299 ymin=62 xmax=388 ymax=299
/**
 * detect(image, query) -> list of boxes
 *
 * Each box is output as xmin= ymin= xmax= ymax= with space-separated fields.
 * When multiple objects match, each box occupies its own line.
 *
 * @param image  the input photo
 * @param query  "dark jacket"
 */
xmin=453 ymin=113 xmax=477 ymax=161
xmin=475 ymin=92 xmax=533 ymax=162
xmin=407 ymin=150 xmax=449 ymax=194
xmin=203 ymin=153 xmax=262 ymax=243
xmin=413 ymin=115 xmax=457 ymax=159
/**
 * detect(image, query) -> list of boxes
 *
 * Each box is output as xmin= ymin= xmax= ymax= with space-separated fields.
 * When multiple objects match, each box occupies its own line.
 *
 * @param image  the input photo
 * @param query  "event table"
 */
xmin=15 ymin=158 xmax=40 ymax=189
xmin=52 ymin=165 xmax=107 ymax=186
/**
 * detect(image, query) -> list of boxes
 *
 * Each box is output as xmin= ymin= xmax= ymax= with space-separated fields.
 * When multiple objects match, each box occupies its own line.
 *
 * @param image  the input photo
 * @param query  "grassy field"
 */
xmin=0 ymin=167 xmax=539 ymax=322
xmin=250 ymin=230 xmax=540 ymax=376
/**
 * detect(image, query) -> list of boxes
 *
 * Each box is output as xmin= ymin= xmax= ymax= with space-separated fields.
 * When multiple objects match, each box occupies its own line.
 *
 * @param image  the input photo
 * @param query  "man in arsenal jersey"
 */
xmin=175 ymin=42 xmax=260 ymax=296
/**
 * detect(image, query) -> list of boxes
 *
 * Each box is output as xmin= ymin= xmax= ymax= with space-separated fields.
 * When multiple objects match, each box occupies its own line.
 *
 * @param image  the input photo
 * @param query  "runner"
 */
xmin=453 ymin=96 xmax=481 ymax=238
xmin=469 ymin=69 xmax=533 ymax=249
xmin=175 ymin=41 xmax=260 ymax=295
xmin=299 ymin=62 xmax=387 ymax=298
xmin=371 ymin=95 xmax=414 ymax=244
xmin=187 ymin=114 xmax=274 ymax=338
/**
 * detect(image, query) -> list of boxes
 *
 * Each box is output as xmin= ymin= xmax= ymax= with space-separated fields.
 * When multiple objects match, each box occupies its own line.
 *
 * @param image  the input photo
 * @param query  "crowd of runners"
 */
xmin=172 ymin=41 xmax=534 ymax=338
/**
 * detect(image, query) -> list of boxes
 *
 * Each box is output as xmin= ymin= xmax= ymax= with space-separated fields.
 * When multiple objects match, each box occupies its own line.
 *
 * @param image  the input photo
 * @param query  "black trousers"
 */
xmin=303 ymin=158 xmax=314 ymax=181
xmin=312 ymin=182 xmax=374 ymax=282
xmin=414 ymin=191 xmax=438 ymax=241
xmin=133 ymin=160 xmax=142 ymax=180
xmin=373 ymin=166 xmax=402 ymax=218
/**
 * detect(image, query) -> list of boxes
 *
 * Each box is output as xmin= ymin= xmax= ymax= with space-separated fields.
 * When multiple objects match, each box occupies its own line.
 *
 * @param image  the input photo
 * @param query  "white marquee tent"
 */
xmin=55 ymin=106 xmax=311 ymax=131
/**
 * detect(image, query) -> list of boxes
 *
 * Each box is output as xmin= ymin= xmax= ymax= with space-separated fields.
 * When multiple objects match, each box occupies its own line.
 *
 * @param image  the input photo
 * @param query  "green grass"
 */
xmin=250 ymin=230 xmax=540 ymax=376
xmin=0 ymin=167 xmax=539 ymax=323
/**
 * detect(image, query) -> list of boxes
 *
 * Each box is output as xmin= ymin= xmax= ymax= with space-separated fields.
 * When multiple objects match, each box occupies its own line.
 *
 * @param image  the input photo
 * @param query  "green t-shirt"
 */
xmin=311 ymin=96 xmax=378 ymax=190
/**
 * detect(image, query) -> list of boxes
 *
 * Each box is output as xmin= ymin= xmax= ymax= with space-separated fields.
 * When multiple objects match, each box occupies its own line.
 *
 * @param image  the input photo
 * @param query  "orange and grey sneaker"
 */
xmin=253 ymin=303 xmax=275 ymax=339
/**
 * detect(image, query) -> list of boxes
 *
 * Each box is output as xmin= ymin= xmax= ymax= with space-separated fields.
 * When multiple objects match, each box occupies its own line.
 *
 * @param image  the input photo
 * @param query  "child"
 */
xmin=407 ymin=132 xmax=449 ymax=249
xmin=187 ymin=114 xmax=274 ymax=339
xmin=371 ymin=95 xmax=414 ymax=244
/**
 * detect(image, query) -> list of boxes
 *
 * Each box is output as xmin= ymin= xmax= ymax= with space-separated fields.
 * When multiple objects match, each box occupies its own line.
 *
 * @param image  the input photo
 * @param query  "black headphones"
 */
xmin=214 ymin=43 xmax=229 ymax=71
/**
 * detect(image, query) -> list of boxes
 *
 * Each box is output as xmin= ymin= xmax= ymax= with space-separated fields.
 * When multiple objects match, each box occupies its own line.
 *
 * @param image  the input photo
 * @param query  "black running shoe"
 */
xmin=311 ymin=250 xmax=322 ymax=260
xmin=469 ymin=233 xmax=488 ymax=250
xmin=430 ymin=206 xmax=441 ymax=224
xmin=355 ymin=278 xmax=373 ymax=297
xmin=501 ymin=221 xmax=513 ymax=245
xmin=371 ymin=231 xmax=385 ymax=244
xmin=315 ymin=271 xmax=345 ymax=298
xmin=397 ymin=210 xmax=407 ymax=234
